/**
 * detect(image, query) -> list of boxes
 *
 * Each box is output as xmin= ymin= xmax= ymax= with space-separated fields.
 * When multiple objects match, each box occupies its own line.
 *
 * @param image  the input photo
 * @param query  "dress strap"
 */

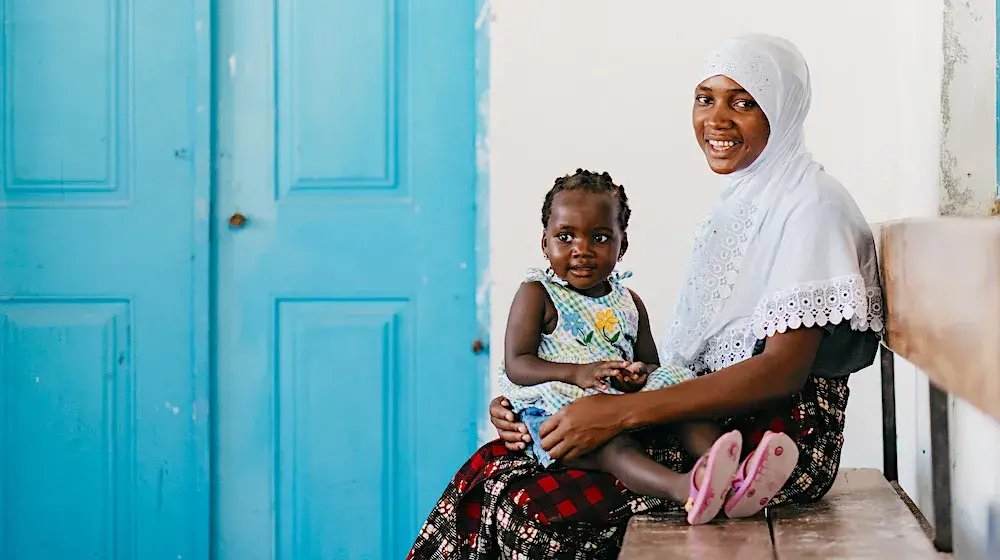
xmin=524 ymin=267 xmax=570 ymax=287
xmin=608 ymin=269 xmax=633 ymax=285
xmin=525 ymin=267 xmax=632 ymax=286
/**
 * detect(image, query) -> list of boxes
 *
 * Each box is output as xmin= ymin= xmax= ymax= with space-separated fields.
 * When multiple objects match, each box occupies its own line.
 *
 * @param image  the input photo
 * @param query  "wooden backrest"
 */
xmin=876 ymin=218 xmax=1000 ymax=423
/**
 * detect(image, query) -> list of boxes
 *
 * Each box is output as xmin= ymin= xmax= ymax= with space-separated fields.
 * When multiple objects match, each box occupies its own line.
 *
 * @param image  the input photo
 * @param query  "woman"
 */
xmin=408 ymin=33 xmax=883 ymax=559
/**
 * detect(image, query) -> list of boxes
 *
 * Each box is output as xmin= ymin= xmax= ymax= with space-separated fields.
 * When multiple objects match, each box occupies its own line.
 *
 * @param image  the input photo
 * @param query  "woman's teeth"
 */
xmin=709 ymin=140 xmax=738 ymax=151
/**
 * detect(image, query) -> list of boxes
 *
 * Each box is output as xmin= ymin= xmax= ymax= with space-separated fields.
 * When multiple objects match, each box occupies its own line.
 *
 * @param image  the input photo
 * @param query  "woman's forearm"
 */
xmin=621 ymin=342 xmax=814 ymax=430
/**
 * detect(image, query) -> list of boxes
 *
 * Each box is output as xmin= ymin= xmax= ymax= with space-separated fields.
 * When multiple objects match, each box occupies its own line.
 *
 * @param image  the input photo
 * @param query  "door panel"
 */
xmin=0 ymin=1 xmax=206 ymax=559
xmin=214 ymin=1 xmax=481 ymax=558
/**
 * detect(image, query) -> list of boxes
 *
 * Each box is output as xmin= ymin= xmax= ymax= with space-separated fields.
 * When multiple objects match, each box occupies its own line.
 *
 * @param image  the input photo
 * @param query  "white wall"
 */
xmin=486 ymin=0 xmax=926 ymax=469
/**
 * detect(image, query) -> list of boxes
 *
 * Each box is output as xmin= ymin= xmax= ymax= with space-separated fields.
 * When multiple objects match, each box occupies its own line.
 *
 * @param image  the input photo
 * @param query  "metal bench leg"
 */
xmin=928 ymin=382 xmax=953 ymax=552
xmin=989 ymin=501 xmax=1000 ymax=559
xmin=880 ymin=345 xmax=898 ymax=482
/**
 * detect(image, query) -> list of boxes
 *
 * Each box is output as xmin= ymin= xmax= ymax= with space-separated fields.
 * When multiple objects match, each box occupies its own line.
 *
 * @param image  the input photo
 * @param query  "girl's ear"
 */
xmin=618 ymin=233 xmax=629 ymax=261
xmin=541 ymin=231 xmax=549 ymax=260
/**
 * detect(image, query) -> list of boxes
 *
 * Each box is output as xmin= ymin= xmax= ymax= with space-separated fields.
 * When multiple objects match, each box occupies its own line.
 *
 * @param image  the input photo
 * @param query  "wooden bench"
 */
xmin=620 ymin=217 xmax=1000 ymax=559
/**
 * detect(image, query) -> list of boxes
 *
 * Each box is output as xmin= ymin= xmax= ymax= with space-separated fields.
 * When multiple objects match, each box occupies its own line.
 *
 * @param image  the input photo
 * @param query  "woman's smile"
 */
xmin=705 ymin=137 xmax=744 ymax=157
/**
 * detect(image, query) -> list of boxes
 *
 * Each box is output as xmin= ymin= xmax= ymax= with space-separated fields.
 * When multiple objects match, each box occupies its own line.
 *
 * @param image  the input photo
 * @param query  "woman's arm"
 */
xmin=538 ymin=327 xmax=824 ymax=460
xmin=623 ymin=327 xmax=822 ymax=427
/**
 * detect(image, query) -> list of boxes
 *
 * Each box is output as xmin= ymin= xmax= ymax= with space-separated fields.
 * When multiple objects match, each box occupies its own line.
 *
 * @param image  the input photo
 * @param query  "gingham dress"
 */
xmin=498 ymin=268 xmax=696 ymax=416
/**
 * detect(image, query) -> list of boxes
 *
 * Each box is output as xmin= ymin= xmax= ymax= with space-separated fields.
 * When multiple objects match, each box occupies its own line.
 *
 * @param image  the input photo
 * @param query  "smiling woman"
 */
xmin=694 ymin=76 xmax=771 ymax=175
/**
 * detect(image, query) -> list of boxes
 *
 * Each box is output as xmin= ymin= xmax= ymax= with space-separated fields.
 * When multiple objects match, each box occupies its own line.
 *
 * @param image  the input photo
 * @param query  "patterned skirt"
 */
xmin=407 ymin=375 xmax=850 ymax=559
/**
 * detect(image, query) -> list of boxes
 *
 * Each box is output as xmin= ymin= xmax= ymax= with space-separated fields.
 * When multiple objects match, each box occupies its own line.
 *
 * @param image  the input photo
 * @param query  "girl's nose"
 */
xmin=572 ymin=239 xmax=594 ymax=257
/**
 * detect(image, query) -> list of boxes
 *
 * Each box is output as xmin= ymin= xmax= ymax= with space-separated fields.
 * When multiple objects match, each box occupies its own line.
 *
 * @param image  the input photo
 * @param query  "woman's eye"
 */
xmin=695 ymin=95 xmax=712 ymax=105
xmin=735 ymin=99 xmax=758 ymax=109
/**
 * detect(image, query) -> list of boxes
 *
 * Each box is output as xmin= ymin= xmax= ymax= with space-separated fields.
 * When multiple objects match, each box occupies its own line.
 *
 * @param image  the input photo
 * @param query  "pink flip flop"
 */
xmin=723 ymin=431 xmax=799 ymax=519
xmin=684 ymin=430 xmax=742 ymax=525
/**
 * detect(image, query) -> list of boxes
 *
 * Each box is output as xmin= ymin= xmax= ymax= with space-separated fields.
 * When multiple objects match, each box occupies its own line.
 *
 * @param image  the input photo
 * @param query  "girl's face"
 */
xmin=541 ymin=191 xmax=627 ymax=297
xmin=692 ymin=75 xmax=771 ymax=175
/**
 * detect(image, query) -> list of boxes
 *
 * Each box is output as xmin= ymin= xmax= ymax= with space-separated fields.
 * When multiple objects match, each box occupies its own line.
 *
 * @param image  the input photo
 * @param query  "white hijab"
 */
xmin=660 ymin=34 xmax=884 ymax=373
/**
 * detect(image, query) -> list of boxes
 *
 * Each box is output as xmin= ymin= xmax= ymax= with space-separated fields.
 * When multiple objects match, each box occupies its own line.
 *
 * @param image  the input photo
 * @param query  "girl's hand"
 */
xmin=619 ymin=362 xmax=649 ymax=393
xmin=539 ymin=393 xmax=625 ymax=461
xmin=490 ymin=396 xmax=531 ymax=451
xmin=571 ymin=361 xmax=629 ymax=390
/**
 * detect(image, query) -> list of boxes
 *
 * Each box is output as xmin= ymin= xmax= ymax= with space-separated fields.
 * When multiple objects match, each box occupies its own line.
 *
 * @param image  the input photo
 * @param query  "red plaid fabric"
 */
xmin=408 ymin=375 xmax=849 ymax=559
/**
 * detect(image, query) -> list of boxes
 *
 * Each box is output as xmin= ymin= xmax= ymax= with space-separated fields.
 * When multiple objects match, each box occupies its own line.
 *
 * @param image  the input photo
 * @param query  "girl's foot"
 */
xmin=684 ymin=430 xmax=742 ymax=525
xmin=723 ymin=431 xmax=799 ymax=519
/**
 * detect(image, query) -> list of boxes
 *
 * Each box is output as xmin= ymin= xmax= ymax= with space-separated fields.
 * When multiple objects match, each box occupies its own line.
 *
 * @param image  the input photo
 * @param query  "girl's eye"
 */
xmin=594 ymin=234 xmax=611 ymax=243
xmin=556 ymin=233 xmax=573 ymax=243
xmin=695 ymin=95 xmax=712 ymax=105
xmin=734 ymin=99 xmax=758 ymax=109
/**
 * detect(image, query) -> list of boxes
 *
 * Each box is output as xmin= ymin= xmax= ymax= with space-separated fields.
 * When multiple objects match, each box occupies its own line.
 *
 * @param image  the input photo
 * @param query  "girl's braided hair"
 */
xmin=541 ymin=168 xmax=631 ymax=231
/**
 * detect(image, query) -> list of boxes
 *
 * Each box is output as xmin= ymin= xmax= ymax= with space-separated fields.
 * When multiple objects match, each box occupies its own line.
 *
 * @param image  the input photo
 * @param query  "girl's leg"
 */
xmin=573 ymin=431 xmax=744 ymax=525
xmin=680 ymin=421 xmax=723 ymax=457
xmin=566 ymin=434 xmax=692 ymax=502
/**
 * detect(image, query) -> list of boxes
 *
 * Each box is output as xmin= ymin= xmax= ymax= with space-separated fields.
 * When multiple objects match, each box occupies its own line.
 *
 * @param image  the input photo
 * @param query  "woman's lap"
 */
xmin=407 ymin=375 xmax=849 ymax=559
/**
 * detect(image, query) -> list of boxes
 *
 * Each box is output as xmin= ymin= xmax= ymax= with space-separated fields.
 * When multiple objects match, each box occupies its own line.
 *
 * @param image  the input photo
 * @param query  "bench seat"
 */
xmin=619 ymin=468 xmax=941 ymax=559
xmin=769 ymin=468 xmax=941 ymax=558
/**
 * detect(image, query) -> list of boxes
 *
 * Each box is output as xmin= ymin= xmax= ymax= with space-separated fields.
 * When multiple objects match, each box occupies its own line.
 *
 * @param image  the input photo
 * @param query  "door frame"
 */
xmin=193 ymin=0 xmax=494 ymax=554
xmin=192 ymin=0 xmax=212 ymax=557
xmin=472 ymin=0 xmax=493 ymax=443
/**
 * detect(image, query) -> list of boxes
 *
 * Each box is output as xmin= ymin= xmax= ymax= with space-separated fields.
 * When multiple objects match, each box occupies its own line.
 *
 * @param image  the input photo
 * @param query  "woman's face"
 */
xmin=692 ymin=75 xmax=770 ymax=175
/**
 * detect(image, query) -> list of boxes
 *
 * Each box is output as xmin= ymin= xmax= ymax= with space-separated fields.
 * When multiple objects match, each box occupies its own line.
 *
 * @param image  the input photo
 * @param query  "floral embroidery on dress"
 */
xmin=595 ymin=309 xmax=619 ymax=335
xmin=559 ymin=311 xmax=588 ymax=337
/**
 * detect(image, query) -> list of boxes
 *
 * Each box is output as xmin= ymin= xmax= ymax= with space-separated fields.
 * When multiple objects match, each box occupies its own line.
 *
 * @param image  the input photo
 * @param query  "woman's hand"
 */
xmin=490 ymin=396 xmax=532 ymax=451
xmin=538 ymin=393 xmax=625 ymax=461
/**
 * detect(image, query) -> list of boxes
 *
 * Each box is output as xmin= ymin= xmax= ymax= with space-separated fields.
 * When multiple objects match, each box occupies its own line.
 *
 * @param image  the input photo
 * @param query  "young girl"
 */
xmin=497 ymin=169 xmax=793 ymax=524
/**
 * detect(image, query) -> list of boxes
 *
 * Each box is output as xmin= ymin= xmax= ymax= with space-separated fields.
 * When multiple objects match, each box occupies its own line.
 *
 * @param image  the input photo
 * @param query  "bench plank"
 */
xmin=619 ymin=511 xmax=773 ymax=559
xmin=771 ymin=468 xmax=939 ymax=558
xmin=878 ymin=218 xmax=1000 ymax=423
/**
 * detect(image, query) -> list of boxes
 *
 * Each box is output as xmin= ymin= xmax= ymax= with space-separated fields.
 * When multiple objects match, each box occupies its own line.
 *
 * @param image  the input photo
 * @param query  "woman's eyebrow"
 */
xmin=697 ymin=85 xmax=749 ymax=94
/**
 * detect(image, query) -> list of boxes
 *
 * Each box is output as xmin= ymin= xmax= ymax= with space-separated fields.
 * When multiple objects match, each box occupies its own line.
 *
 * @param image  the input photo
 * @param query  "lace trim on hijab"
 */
xmin=677 ymin=274 xmax=884 ymax=373
xmin=749 ymin=274 xmax=884 ymax=338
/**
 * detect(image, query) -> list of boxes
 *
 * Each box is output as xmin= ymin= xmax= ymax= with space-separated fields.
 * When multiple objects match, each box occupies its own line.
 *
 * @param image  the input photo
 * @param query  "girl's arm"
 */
xmin=504 ymin=282 xmax=627 ymax=388
xmin=538 ymin=327 xmax=824 ymax=460
xmin=629 ymin=289 xmax=662 ymax=368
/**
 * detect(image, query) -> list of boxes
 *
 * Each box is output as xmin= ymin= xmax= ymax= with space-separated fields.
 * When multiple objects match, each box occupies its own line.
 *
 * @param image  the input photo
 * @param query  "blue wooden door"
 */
xmin=213 ymin=1 xmax=482 ymax=558
xmin=0 ymin=1 xmax=209 ymax=559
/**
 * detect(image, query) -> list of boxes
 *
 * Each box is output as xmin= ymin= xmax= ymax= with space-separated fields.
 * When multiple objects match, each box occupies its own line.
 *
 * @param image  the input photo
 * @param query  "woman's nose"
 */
xmin=705 ymin=105 xmax=734 ymax=129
